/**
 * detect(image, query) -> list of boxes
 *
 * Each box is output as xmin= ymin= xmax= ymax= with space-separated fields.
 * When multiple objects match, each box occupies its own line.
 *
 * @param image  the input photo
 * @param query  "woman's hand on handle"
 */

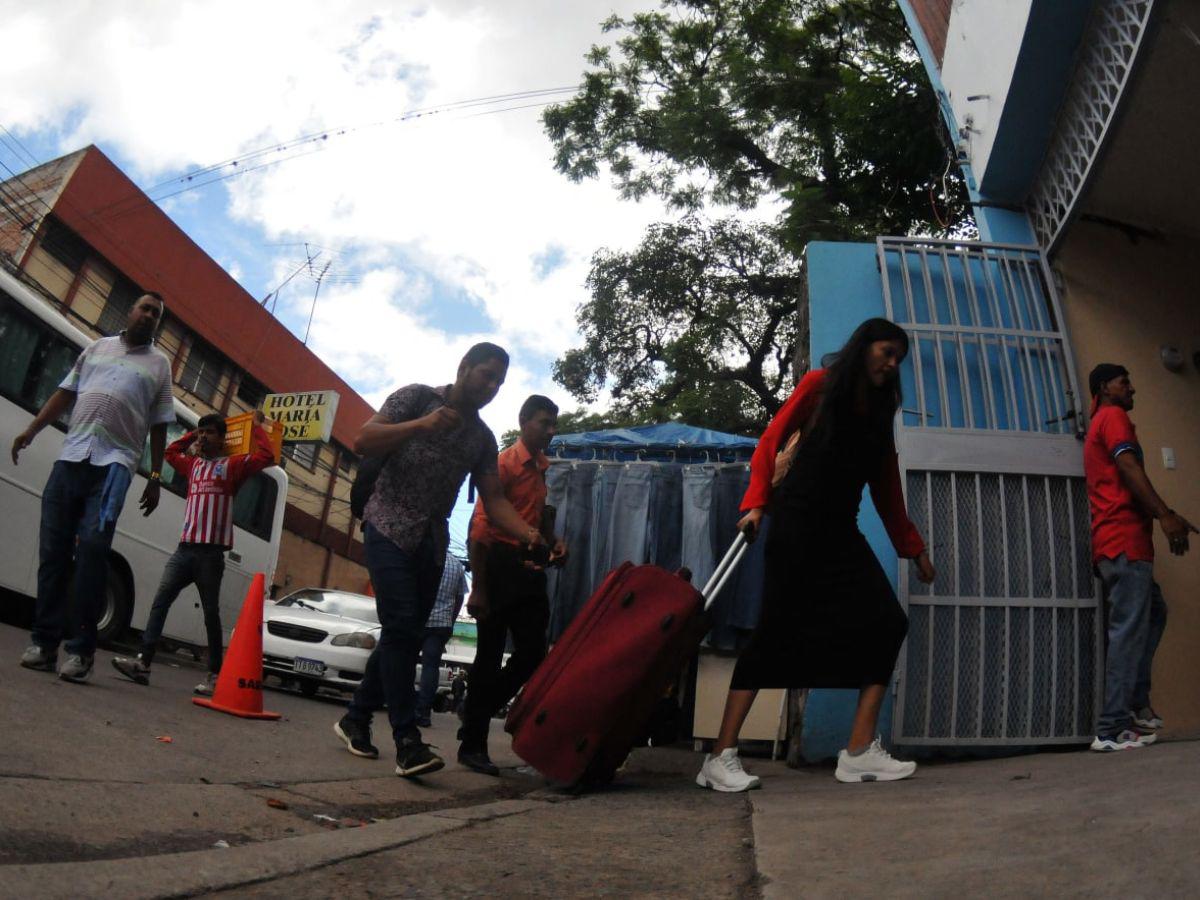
xmin=915 ymin=551 xmax=936 ymax=584
xmin=737 ymin=508 xmax=765 ymax=543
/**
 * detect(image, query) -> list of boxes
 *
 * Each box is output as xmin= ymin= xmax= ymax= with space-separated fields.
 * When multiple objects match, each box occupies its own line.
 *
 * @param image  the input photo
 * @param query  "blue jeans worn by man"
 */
xmin=31 ymin=461 xmax=128 ymax=668
xmin=139 ymin=544 xmax=226 ymax=671
xmin=416 ymin=627 xmax=453 ymax=724
xmin=341 ymin=525 xmax=443 ymax=759
xmin=1096 ymin=553 xmax=1167 ymax=737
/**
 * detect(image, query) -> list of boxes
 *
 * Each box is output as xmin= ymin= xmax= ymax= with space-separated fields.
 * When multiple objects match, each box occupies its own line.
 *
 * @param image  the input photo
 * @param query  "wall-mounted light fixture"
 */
xmin=1160 ymin=345 xmax=1184 ymax=373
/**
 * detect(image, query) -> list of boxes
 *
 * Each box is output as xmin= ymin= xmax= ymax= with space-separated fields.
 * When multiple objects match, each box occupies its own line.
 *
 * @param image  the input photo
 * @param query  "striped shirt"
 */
xmin=168 ymin=425 xmax=275 ymax=548
xmin=425 ymin=553 xmax=467 ymax=629
xmin=59 ymin=334 xmax=175 ymax=472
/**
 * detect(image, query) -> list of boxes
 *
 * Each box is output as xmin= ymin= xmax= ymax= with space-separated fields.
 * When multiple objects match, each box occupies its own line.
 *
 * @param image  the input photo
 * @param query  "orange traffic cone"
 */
xmin=193 ymin=572 xmax=281 ymax=720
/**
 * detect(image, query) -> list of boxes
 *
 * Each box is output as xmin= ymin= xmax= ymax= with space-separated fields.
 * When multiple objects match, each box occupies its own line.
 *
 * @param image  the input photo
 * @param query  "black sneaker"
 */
xmin=457 ymin=745 xmax=500 ymax=777
xmin=112 ymin=656 xmax=150 ymax=685
xmin=416 ymin=712 xmax=433 ymax=728
xmin=334 ymin=714 xmax=379 ymax=759
xmin=395 ymin=737 xmax=444 ymax=778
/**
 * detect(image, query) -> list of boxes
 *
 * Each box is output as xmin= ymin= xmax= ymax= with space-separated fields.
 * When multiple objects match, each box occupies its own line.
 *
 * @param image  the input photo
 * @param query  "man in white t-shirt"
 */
xmin=11 ymin=292 xmax=175 ymax=683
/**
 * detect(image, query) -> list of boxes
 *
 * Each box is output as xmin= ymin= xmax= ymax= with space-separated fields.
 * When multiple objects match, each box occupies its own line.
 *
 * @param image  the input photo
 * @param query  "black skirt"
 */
xmin=729 ymin=420 xmax=908 ymax=691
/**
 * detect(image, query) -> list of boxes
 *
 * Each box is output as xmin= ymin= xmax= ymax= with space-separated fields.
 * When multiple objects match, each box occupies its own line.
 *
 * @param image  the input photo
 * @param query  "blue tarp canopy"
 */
xmin=550 ymin=422 xmax=757 ymax=462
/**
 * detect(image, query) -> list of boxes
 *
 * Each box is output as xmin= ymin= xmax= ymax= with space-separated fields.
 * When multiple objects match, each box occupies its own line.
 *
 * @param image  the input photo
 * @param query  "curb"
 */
xmin=3 ymin=799 xmax=547 ymax=899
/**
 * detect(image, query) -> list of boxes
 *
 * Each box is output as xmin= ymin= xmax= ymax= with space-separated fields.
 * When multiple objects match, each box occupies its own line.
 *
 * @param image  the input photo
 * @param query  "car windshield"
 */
xmin=277 ymin=589 xmax=378 ymax=624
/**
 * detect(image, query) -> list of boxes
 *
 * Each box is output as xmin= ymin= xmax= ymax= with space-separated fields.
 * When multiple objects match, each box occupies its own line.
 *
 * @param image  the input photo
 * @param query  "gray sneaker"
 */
xmin=112 ymin=656 xmax=151 ymax=685
xmin=193 ymin=672 xmax=218 ymax=696
xmin=20 ymin=644 xmax=57 ymax=672
xmin=59 ymin=654 xmax=94 ymax=683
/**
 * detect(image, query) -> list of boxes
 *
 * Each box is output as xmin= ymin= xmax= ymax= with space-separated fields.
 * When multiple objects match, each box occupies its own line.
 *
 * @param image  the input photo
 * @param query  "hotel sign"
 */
xmin=262 ymin=391 xmax=340 ymax=443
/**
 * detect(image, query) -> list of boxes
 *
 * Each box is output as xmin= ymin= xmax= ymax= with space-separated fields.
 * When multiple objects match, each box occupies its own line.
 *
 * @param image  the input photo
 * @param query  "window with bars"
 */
xmin=39 ymin=216 xmax=88 ymax=273
xmin=96 ymin=276 xmax=143 ymax=336
xmin=178 ymin=339 xmax=224 ymax=403
xmin=236 ymin=374 xmax=267 ymax=409
xmin=284 ymin=441 xmax=317 ymax=471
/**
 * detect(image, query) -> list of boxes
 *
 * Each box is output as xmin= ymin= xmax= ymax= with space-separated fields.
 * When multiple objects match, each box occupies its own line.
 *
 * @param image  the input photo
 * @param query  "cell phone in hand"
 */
xmin=523 ymin=542 xmax=552 ymax=567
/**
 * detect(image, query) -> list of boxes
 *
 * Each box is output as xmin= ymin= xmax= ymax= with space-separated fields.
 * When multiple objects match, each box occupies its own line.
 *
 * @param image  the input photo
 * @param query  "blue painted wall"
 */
xmin=800 ymin=242 xmax=902 ymax=762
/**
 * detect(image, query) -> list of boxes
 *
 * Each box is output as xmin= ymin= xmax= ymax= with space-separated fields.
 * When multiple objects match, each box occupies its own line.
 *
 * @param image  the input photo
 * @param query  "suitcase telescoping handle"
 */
xmin=700 ymin=531 xmax=750 ymax=612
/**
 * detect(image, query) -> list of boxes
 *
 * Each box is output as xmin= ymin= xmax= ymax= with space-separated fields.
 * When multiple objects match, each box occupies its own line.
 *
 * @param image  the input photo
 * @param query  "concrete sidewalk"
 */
xmin=749 ymin=739 xmax=1200 ymax=898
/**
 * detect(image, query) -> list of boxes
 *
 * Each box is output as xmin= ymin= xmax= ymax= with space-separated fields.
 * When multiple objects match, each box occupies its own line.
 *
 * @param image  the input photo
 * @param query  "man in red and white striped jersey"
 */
xmin=113 ymin=411 xmax=275 ymax=694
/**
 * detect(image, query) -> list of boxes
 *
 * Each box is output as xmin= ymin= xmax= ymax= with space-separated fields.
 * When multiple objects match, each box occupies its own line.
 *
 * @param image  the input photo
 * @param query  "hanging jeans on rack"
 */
xmin=587 ymin=464 xmax=623 ymax=593
xmin=605 ymin=464 xmax=657 ymax=568
xmin=681 ymin=465 xmax=718 ymax=592
xmin=543 ymin=462 xmax=571 ymax=618
xmin=549 ymin=463 xmax=596 ymax=641
xmin=650 ymin=465 xmax=683 ymax=573
xmin=709 ymin=464 xmax=766 ymax=648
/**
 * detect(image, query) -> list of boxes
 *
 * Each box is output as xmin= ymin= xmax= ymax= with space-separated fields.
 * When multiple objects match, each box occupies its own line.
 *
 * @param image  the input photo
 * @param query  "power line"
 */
xmin=83 ymin=85 xmax=585 ymax=222
xmin=0 ymin=123 xmax=41 ymax=169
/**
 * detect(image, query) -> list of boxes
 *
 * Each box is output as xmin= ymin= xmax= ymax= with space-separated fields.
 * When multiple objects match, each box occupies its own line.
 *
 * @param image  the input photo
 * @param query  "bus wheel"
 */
xmin=96 ymin=563 xmax=133 ymax=645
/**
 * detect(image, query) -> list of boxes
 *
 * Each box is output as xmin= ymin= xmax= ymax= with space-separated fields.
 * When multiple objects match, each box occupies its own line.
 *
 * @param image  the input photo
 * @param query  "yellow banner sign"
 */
xmin=262 ymin=391 xmax=340 ymax=443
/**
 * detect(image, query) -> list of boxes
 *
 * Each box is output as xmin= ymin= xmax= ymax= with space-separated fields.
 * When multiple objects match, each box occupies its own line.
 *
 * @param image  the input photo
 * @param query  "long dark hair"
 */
xmin=806 ymin=317 xmax=909 ymax=451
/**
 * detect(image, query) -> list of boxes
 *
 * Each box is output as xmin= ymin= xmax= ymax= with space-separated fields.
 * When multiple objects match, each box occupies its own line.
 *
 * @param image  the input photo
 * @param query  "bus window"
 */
xmin=31 ymin=341 xmax=77 ymax=410
xmin=0 ymin=294 xmax=80 ymax=420
xmin=232 ymin=473 xmax=277 ymax=541
xmin=0 ymin=305 xmax=40 ymax=401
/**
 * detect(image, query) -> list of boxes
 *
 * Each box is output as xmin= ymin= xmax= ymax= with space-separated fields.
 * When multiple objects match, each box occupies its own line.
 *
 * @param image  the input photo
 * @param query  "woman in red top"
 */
xmin=697 ymin=318 xmax=936 ymax=792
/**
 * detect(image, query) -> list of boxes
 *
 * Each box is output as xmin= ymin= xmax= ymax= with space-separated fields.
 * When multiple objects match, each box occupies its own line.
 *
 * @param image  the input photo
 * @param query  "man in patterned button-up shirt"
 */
xmin=334 ymin=342 xmax=544 ymax=779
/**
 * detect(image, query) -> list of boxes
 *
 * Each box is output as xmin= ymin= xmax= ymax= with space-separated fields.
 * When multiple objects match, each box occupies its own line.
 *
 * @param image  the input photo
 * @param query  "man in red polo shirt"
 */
xmin=457 ymin=394 xmax=566 ymax=775
xmin=1084 ymin=363 xmax=1195 ymax=752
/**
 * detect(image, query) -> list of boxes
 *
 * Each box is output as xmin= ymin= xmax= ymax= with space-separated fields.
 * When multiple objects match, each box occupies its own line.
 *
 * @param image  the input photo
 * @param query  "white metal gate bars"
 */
xmin=877 ymin=236 xmax=1100 ymax=747
xmin=1027 ymin=0 xmax=1157 ymax=252
xmin=877 ymin=238 xmax=1084 ymax=438
xmin=899 ymin=470 xmax=1099 ymax=744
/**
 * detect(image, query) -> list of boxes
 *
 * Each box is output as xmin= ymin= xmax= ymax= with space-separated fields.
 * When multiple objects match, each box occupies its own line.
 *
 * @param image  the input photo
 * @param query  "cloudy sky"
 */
xmin=0 ymin=0 xmax=677 ymax=438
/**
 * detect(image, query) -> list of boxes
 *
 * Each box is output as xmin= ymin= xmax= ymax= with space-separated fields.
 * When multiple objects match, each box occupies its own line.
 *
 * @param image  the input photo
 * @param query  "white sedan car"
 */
xmin=262 ymin=588 xmax=484 ymax=704
xmin=262 ymin=588 xmax=381 ymax=696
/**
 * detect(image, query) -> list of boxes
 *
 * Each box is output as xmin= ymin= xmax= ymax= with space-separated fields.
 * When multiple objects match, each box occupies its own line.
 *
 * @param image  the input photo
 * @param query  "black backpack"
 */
xmin=349 ymin=453 xmax=387 ymax=521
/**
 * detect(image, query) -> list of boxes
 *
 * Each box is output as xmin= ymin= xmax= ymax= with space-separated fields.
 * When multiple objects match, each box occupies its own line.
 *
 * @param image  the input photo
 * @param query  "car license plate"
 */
xmin=295 ymin=657 xmax=326 ymax=677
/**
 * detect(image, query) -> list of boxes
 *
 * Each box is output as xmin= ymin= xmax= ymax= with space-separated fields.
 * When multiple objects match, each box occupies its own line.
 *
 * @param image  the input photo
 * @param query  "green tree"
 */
xmin=553 ymin=216 xmax=804 ymax=434
xmin=546 ymin=0 xmax=965 ymax=429
xmin=544 ymin=0 xmax=967 ymax=247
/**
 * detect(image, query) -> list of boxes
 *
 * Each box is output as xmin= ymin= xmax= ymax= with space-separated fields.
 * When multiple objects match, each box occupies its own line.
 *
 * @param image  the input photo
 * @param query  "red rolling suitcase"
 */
xmin=505 ymin=534 xmax=749 ymax=787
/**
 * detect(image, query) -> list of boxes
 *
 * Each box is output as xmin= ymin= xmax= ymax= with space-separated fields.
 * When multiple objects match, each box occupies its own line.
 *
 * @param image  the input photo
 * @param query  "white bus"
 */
xmin=0 ymin=265 xmax=287 ymax=650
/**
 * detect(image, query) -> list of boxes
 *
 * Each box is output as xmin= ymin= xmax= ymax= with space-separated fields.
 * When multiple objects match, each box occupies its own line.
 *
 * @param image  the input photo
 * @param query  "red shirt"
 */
xmin=167 ymin=425 xmax=275 ymax=548
xmin=469 ymin=439 xmax=549 ymax=547
xmin=1084 ymin=405 xmax=1154 ymax=563
xmin=741 ymin=368 xmax=926 ymax=559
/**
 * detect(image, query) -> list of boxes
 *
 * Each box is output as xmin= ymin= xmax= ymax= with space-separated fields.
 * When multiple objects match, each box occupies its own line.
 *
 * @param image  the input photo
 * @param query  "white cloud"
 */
xmin=0 ymin=0 xmax=676 ymax=422
xmin=287 ymin=268 xmax=571 ymax=437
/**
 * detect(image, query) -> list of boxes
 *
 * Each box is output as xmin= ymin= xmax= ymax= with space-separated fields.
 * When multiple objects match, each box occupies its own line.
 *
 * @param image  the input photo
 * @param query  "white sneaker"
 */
xmin=695 ymin=748 xmax=761 ymax=792
xmin=835 ymin=737 xmax=916 ymax=783
xmin=193 ymin=672 xmax=217 ymax=696
xmin=1090 ymin=729 xmax=1155 ymax=752
xmin=58 ymin=654 xmax=94 ymax=683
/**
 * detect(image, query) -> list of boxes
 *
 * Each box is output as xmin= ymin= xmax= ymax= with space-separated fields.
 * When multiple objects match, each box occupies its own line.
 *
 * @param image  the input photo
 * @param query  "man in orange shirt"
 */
xmin=458 ymin=395 xmax=566 ymax=775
